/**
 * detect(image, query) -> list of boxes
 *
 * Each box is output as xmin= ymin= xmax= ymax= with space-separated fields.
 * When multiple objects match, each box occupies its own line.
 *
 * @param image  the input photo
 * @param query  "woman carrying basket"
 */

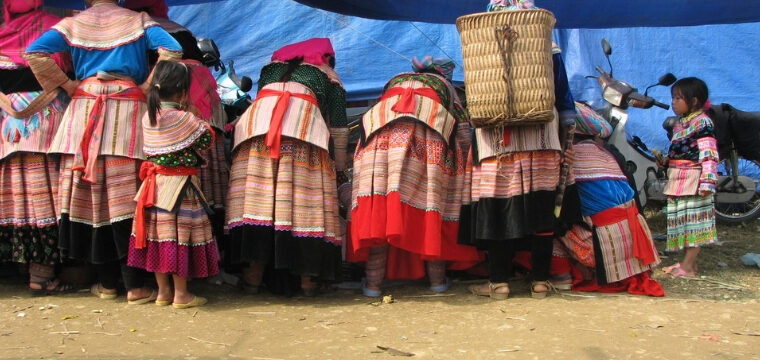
xmin=459 ymin=0 xmax=578 ymax=299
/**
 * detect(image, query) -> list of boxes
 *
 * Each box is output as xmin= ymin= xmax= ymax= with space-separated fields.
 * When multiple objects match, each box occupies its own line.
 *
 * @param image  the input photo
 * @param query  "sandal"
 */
xmin=127 ymin=289 xmax=158 ymax=305
xmin=361 ymin=278 xmax=382 ymax=298
xmin=662 ymin=263 xmax=681 ymax=274
xmin=531 ymin=281 xmax=555 ymax=299
xmin=90 ymin=284 xmax=118 ymax=300
xmin=172 ymin=296 xmax=207 ymax=309
xmin=429 ymin=277 xmax=451 ymax=293
xmin=29 ymin=278 xmax=76 ymax=297
xmin=668 ymin=267 xmax=696 ymax=279
xmin=241 ymin=282 xmax=260 ymax=295
xmin=469 ymin=282 xmax=510 ymax=300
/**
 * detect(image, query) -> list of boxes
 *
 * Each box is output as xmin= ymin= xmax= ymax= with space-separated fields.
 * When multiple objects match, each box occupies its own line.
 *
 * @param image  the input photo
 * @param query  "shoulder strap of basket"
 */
xmin=0 ymin=89 xmax=61 ymax=119
xmin=495 ymin=25 xmax=518 ymax=118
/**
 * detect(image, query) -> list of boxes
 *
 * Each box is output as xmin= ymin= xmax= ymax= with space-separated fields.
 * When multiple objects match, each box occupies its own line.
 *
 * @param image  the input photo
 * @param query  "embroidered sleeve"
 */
xmin=191 ymin=128 xmax=214 ymax=152
xmin=697 ymin=135 xmax=719 ymax=193
xmin=146 ymin=26 xmax=183 ymax=60
xmin=25 ymin=31 xmax=71 ymax=91
xmin=330 ymin=126 xmax=349 ymax=171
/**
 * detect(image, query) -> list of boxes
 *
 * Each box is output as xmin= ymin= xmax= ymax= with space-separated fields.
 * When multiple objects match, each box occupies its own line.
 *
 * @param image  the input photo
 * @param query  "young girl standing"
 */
xmin=128 ymin=60 xmax=219 ymax=308
xmin=661 ymin=77 xmax=718 ymax=278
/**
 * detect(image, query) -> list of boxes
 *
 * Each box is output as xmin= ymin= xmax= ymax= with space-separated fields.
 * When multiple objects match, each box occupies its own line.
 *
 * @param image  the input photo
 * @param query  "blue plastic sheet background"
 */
xmin=167 ymin=0 xmax=759 ymax=151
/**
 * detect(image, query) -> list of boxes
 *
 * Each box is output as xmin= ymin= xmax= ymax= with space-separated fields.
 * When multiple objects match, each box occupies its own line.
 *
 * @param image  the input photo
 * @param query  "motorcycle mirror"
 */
xmin=601 ymin=38 xmax=612 ymax=56
xmin=644 ymin=73 xmax=678 ymax=96
xmin=658 ymin=73 xmax=677 ymax=86
xmin=601 ymin=38 xmax=613 ymax=77
xmin=239 ymin=76 xmax=253 ymax=93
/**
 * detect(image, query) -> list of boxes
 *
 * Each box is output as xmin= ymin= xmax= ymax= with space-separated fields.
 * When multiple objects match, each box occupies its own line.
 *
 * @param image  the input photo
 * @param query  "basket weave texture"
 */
xmin=456 ymin=9 xmax=556 ymax=128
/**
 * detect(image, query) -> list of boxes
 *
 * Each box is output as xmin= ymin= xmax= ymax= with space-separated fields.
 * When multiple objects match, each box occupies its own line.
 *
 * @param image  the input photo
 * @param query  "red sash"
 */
xmin=254 ymin=88 xmax=319 ymax=159
xmin=133 ymin=162 xmax=198 ymax=249
xmin=590 ymin=203 xmax=656 ymax=266
xmin=72 ymin=79 xmax=146 ymax=183
xmin=379 ymin=86 xmax=441 ymax=115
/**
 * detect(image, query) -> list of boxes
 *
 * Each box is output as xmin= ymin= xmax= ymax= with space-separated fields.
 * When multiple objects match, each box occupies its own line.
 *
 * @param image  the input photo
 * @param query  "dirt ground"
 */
xmin=1 ymin=210 xmax=759 ymax=359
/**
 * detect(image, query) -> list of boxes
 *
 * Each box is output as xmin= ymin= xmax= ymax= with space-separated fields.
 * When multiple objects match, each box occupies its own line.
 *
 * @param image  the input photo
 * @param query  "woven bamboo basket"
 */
xmin=456 ymin=9 xmax=556 ymax=128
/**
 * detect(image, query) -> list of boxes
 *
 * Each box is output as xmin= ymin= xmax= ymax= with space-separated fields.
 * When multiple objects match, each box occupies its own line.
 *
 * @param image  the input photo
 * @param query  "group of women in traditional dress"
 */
xmin=0 ymin=0 xmax=720 ymax=306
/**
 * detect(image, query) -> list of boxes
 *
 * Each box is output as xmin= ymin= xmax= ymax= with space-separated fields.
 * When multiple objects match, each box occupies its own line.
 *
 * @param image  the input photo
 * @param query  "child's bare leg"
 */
xmin=155 ymin=273 xmax=172 ymax=302
xmin=172 ymin=275 xmax=194 ymax=304
xmin=680 ymin=247 xmax=701 ymax=275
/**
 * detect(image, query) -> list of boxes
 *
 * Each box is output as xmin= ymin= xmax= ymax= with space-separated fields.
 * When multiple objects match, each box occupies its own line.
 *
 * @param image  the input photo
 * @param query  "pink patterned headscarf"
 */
xmin=1 ymin=0 xmax=68 ymax=68
xmin=4 ymin=0 xmax=44 ymax=24
xmin=574 ymin=101 xmax=612 ymax=138
xmin=487 ymin=0 xmax=537 ymax=11
xmin=411 ymin=56 xmax=455 ymax=81
xmin=123 ymin=0 xmax=169 ymax=18
xmin=271 ymin=38 xmax=335 ymax=67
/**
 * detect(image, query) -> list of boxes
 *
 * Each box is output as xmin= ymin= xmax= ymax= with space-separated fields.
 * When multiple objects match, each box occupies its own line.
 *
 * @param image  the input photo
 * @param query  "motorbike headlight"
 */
xmin=602 ymin=86 xmax=624 ymax=107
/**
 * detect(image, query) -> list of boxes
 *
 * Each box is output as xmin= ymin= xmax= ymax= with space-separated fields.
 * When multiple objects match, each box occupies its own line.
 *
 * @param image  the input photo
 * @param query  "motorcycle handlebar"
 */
xmin=653 ymin=100 xmax=670 ymax=110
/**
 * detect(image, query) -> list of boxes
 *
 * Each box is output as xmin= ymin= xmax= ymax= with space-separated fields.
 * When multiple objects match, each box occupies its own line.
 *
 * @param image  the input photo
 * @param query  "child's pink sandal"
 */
xmin=668 ymin=267 xmax=696 ymax=279
xmin=662 ymin=263 xmax=681 ymax=274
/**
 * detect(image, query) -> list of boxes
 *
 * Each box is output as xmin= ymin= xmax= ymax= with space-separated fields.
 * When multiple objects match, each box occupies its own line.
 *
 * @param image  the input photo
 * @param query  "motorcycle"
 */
xmin=587 ymin=38 xmax=760 ymax=224
xmin=197 ymin=38 xmax=253 ymax=122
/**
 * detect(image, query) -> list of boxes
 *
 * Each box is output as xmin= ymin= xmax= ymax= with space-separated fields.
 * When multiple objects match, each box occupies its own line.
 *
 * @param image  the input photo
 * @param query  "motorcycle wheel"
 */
xmin=715 ymin=157 xmax=760 ymax=225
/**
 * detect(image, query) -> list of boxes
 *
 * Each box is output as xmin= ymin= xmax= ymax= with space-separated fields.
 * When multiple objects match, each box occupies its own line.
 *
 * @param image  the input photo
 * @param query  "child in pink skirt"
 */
xmin=128 ymin=60 xmax=219 ymax=309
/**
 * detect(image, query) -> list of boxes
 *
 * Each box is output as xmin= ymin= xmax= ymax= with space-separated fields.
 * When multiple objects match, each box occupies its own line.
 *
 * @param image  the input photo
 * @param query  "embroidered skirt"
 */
xmin=225 ymin=136 xmax=341 ymax=280
xmin=0 ymin=153 xmax=60 ymax=265
xmin=592 ymin=201 xmax=660 ymax=283
xmin=458 ymin=149 xmax=562 ymax=247
xmin=348 ymin=120 xmax=479 ymax=279
xmin=127 ymin=181 xmax=219 ymax=279
xmin=666 ymin=194 xmax=717 ymax=250
xmin=57 ymin=155 xmax=140 ymax=263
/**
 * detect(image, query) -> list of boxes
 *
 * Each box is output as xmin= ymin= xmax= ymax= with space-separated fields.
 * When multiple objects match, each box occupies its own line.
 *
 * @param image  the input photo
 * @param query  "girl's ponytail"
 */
xmin=279 ymin=56 xmax=304 ymax=82
xmin=147 ymin=83 xmax=161 ymax=126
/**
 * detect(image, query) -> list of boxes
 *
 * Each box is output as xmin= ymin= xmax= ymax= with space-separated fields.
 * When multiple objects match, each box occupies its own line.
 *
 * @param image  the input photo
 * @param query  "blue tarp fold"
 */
xmin=41 ymin=0 xmax=760 ymax=152
xmin=294 ymin=0 xmax=760 ymax=28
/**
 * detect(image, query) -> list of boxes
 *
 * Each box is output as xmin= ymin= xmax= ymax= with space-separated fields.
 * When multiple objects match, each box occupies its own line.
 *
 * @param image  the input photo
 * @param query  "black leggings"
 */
xmin=94 ymin=258 xmax=146 ymax=291
xmin=487 ymin=235 xmax=553 ymax=283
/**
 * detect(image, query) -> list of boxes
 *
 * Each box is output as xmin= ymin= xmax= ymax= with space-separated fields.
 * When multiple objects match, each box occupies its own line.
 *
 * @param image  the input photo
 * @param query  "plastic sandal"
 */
xmin=90 ymin=284 xmax=117 ymax=300
xmin=172 ymin=296 xmax=207 ymax=309
xmin=668 ymin=267 xmax=696 ymax=279
xmin=241 ymin=282 xmax=260 ymax=295
xmin=662 ymin=263 xmax=681 ymax=274
xmin=127 ymin=289 xmax=158 ymax=305
xmin=469 ymin=282 xmax=509 ymax=300
xmin=361 ymin=278 xmax=382 ymax=298
xmin=28 ymin=279 xmax=76 ymax=297
xmin=531 ymin=281 xmax=556 ymax=299
xmin=429 ymin=277 xmax=451 ymax=293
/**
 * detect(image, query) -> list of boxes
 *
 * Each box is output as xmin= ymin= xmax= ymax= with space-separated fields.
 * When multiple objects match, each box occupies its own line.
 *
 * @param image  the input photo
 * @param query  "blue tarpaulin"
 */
xmin=166 ymin=0 xmax=759 ymax=151
xmin=293 ymin=0 xmax=760 ymax=28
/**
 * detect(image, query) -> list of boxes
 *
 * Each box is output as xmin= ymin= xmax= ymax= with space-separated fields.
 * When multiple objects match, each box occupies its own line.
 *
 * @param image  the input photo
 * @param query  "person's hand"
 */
xmin=60 ymin=79 xmax=80 ymax=97
xmin=656 ymin=155 xmax=669 ymax=170
xmin=138 ymin=81 xmax=151 ymax=96
xmin=562 ymin=146 xmax=575 ymax=167
xmin=700 ymin=190 xmax=714 ymax=197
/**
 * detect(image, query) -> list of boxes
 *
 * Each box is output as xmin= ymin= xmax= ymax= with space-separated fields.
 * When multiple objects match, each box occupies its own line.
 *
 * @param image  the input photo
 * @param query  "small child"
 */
xmin=128 ymin=60 xmax=219 ymax=308
xmin=660 ymin=77 xmax=718 ymax=278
